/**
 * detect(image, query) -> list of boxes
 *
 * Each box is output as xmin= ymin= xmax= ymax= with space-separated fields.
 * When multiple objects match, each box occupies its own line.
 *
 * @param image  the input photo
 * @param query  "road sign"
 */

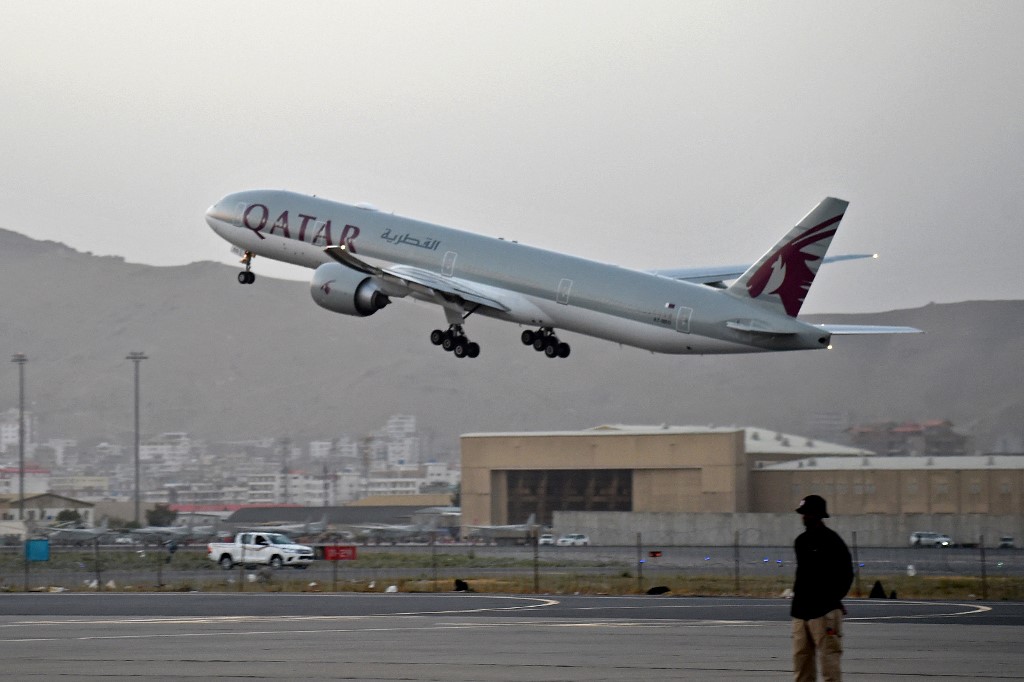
xmin=323 ymin=545 xmax=357 ymax=561
xmin=25 ymin=538 xmax=50 ymax=562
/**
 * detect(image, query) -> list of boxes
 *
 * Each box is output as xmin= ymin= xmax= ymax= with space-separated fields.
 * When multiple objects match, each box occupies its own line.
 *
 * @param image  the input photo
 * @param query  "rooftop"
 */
xmin=758 ymin=455 xmax=1024 ymax=471
xmin=462 ymin=424 xmax=873 ymax=457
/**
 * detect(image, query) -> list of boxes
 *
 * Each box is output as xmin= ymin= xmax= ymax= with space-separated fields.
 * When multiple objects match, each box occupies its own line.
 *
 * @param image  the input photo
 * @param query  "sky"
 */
xmin=1 ymin=1 xmax=1022 ymax=314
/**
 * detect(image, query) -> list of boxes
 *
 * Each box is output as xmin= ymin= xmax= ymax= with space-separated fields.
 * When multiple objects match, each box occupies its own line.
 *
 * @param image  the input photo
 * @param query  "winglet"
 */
xmin=727 ymin=198 xmax=848 ymax=317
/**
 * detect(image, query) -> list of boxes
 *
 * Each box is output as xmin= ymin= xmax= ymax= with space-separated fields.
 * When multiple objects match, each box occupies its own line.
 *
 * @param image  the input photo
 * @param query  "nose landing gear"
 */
xmin=430 ymin=325 xmax=480 ymax=359
xmin=237 ymin=251 xmax=256 ymax=284
xmin=521 ymin=328 xmax=570 ymax=358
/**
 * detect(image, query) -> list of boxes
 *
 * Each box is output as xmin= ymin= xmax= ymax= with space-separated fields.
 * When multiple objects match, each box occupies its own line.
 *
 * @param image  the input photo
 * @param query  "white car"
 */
xmin=537 ymin=533 xmax=555 ymax=546
xmin=909 ymin=531 xmax=952 ymax=547
xmin=556 ymin=533 xmax=590 ymax=546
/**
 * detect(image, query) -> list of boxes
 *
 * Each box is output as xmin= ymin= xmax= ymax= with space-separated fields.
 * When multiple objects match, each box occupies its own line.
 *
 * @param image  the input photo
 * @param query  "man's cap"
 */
xmin=795 ymin=494 xmax=829 ymax=518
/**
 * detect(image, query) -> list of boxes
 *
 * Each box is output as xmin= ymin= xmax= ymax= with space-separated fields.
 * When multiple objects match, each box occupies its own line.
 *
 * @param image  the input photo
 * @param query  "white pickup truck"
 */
xmin=208 ymin=532 xmax=315 ymax=570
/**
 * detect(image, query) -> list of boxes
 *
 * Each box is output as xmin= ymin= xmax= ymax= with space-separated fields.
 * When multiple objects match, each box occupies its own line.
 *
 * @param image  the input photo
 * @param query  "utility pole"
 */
xmin=127 ymin=352 xmax=147 ymax=525
xmin=11 ymin=354 xmax=26 ymax=521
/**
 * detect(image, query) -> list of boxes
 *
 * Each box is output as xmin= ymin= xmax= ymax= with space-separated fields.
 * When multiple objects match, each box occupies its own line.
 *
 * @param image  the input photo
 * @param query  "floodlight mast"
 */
xmin=127 ymin=352 xmax=148 ymax=525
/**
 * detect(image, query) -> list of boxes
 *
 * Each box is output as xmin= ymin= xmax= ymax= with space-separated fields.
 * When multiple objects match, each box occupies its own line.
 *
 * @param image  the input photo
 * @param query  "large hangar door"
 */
xmin=506 ymin=469 xmax=633 ymax=528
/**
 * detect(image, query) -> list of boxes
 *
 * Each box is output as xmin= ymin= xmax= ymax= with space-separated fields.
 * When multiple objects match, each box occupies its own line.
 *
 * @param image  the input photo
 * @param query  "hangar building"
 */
xmin=460 ymin=425 xmax=1024 ymax=545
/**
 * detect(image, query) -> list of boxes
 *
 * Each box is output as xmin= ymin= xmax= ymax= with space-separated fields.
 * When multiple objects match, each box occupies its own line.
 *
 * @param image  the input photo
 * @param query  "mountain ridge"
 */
xmin=1 ymin=228 xmax=1020 ymax=455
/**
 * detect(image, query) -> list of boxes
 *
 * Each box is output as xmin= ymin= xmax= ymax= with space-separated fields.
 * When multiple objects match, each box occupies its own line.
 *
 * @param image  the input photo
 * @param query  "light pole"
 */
xmin=127 ymin=352 xmax=147 ymax=525
xmin=10 ymin=354 xmax=26 ymax=521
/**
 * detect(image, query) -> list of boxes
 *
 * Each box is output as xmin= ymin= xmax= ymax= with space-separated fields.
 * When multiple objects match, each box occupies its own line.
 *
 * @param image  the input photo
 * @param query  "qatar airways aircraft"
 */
xmin=205 ymin=191 xmax=920 ymax=359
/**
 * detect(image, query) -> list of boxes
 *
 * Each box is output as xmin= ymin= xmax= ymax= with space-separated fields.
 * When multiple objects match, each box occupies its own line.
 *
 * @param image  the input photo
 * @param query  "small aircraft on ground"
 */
xmin=35 ymin=519 xmax=109 ymax=544
xmin=464 ymin=514 xmax=539 ymax=542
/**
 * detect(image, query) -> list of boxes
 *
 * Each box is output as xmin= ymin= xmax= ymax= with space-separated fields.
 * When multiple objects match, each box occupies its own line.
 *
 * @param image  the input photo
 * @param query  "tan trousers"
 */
xmin=792 ymin=609 xmax=843 ymax=682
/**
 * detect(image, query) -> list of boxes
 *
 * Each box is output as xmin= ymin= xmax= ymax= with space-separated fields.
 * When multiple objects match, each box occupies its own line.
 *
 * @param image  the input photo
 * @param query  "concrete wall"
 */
xmin=554 ymin=511 xmax=1024 ymax=547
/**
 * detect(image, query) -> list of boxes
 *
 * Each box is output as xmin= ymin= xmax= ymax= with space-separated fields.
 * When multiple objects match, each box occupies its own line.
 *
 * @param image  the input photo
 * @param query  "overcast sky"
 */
xmin=2 ymin=1 xmax=1022 ymax=313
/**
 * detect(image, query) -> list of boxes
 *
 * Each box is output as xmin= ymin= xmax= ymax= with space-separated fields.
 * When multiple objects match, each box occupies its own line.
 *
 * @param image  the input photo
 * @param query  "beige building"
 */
xmin=460 ymin=425 xmax=1023 ymax=537
xmin=462 ymin=427 xmax=747 ymax=529
xmin=753 ymin=455 xmax=1024 ymax=516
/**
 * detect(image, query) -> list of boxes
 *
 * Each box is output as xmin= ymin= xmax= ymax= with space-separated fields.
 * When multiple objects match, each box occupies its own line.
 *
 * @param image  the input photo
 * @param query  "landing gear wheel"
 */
xmin=544 ymin=341 xmax=559 ymax=358
xmin=237 ymin=271 xmax=255 ymax=284
xmin=557 ymin=342 xmax=571 ymax=359
xmin=435 ymin=324 xmax=479 ymax=358
xmin=521 ymin=330 xmax=535 ymax=345
xmin=532 ymin=337 xmax=546 ymax=351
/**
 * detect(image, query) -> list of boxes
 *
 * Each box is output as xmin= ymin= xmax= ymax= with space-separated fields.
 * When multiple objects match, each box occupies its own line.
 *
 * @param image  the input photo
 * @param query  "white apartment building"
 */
xmin=0 ymin=467 xmax=50 ymax=496
xmin=140 ymin=433 xmax=194 ymax=475
xmin=0 ymin=408 xmax=34 ymax=456
xmin=49 ymin=475 xmax=110 ymax=500
xmin=385 ymin=415 xmax=417 ymax=439
xmin=386 ymin=438 xmax=420 ymax=467
xmin=246 ymin=471 xmax=341 ymax=506
xmin=309 ymin=441 xmax=333 ymax=460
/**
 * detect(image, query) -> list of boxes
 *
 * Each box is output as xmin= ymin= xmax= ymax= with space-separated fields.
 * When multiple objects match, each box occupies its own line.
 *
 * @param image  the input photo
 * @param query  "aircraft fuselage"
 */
xmin=206 ymin=190 xmax=832 ymax=355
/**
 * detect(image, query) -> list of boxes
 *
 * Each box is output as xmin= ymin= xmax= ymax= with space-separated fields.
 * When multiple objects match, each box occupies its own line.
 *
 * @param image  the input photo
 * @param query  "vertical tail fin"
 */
xmin=727 ymin=197 xmax=848 ymax=317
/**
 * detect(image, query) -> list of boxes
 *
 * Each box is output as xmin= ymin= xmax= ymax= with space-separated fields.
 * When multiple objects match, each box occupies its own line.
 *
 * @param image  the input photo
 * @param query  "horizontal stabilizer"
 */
xmin=652 ymin=254 xmax=875 ymax=287
xmin=818 ymin=324 xmax=922 ymax=335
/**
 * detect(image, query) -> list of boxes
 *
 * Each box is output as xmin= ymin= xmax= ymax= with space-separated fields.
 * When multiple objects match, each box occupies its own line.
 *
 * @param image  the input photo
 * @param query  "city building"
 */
xmin=847 ymin=420 xmax=970 ymax=457
xmin=0 ymin=467 xmax=50 ymax=497
xmin=0 ymin=493 xmax=94 ymax=524
xmin=0 ymin=408 xmax=34 ymax=456
xmin=460 ymin=424 xmax=1024 ymax=544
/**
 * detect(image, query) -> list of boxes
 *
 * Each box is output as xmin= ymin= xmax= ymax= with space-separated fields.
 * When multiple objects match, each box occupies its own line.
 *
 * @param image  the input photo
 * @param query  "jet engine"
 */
xmin=310 ymin=263 xmax=390 ymax=317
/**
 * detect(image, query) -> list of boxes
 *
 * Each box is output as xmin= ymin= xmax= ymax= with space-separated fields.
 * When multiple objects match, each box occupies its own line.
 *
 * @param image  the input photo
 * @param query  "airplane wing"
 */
xmin=324 ymin=245 xmax=510 ymax=312
xmin=652 ymin=254 xmax=876 ymax=288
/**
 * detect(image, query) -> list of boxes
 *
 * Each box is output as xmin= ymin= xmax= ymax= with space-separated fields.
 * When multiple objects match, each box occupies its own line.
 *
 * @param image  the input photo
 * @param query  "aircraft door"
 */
xmin=442 ymin=251 xmax=457 ymax=277
xmin=675 ymin=306 xmax=693 ymax=333
xmin=557 ymin=279 xmax=573 ymax=305
xmin=232 ymin=202 xmax=246 ymax=227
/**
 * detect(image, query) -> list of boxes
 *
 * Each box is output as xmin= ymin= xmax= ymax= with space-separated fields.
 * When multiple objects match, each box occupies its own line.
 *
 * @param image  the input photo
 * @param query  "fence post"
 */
xmin=852 ymin=531 xmax=861 ymax=598
xmin=733 ymin=530 xmax=740 ymax=593
xmin=636 ymin=533 xmax=643 ymax=594
xmin=979 ymin=535 xmax=987 ymax=601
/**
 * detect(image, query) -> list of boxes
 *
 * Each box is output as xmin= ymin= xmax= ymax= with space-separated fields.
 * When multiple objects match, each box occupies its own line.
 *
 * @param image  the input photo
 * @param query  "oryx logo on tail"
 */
xmin=729 ymin=197 xmax=848 ymax=317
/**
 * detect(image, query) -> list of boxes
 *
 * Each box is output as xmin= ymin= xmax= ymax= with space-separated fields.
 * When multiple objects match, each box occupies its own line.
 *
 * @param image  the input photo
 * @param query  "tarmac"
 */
xmin=0 ymin=593 xmax=1021 ymax=680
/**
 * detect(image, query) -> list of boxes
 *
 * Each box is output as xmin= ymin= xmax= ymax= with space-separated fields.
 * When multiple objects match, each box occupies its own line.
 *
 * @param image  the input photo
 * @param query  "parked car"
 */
xmin=909 ymin=531 xmax=952 ymax=547
xmin=998 ymin=536 xmax=1015 ymax=549
xmin=556 ymin=533 xmax=590 ymax=546
xmin=537 ymin=533 xmax=555 ymax=546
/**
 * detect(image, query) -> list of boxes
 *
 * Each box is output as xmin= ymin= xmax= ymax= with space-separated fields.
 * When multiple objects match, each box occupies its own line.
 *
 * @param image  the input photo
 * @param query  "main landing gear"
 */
xmin=521 ymin=328 xmax=571 ymax=359
xmin=430 ymin=325 xmax=481 ymax=359
xmin=237 ymin=251 xmax=256 ymax=284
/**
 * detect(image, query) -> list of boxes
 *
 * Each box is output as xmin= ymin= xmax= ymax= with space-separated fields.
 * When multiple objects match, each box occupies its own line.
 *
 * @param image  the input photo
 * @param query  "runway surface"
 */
xmin=0 ymin=593 xmax=1021 ymax=680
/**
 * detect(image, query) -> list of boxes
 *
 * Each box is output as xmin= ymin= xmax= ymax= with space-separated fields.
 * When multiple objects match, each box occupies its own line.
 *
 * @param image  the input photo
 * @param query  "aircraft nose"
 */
xmin=205 ymin=202 xmax=222 ymax=228
xmin=205 ymin=199 xmax=236 ymax=236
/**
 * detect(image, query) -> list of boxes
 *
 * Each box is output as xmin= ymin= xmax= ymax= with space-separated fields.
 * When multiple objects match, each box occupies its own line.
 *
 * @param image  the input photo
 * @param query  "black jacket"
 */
xmin=791 ymin=523 xmax=853 ymax=620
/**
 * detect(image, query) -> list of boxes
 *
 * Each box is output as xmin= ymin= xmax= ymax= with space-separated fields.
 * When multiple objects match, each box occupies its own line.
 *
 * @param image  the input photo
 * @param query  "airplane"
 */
xmin=464 ymin=514 xmax=538 ymax=542
xmin=350 ymin=517 xmax=439 ymax=544
xmin=244 ymin=514 xmax=329 ymax=538
xmin=130 ymin=518 xmax=219 ymax=545
xmin=35 ymin=519 xmax=109 ymax=544
xmin=205 ymin=191 xmax=920 ymax=359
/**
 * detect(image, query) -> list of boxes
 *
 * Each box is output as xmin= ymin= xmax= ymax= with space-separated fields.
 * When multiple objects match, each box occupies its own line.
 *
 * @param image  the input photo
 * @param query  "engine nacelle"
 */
xmin=310 ymin=263 xmax=390 ymax=317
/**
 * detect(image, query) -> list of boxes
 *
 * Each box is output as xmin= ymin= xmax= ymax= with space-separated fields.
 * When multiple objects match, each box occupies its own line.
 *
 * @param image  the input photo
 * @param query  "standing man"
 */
xmin=792 ymin=494 xmax=853 ymax=682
